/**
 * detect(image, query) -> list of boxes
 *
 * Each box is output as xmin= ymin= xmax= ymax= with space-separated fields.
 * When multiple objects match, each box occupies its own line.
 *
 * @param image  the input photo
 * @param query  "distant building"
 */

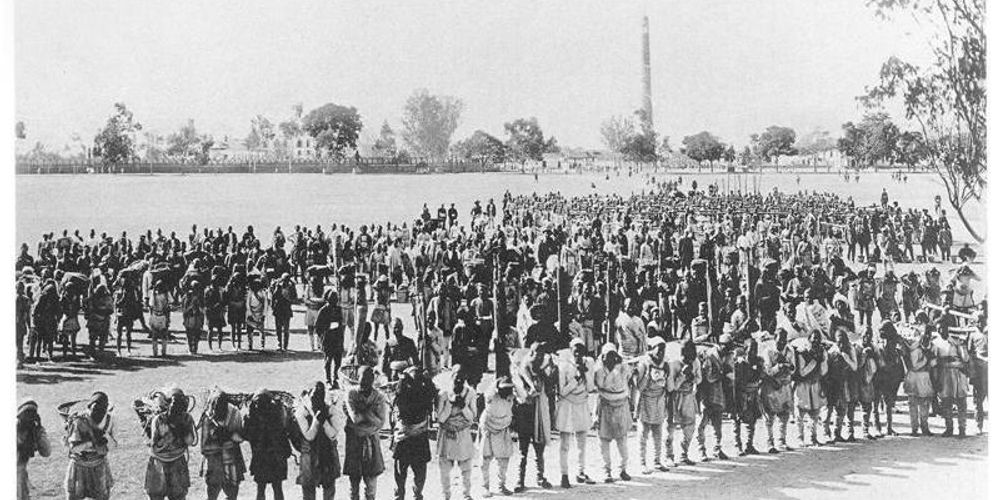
xmin=288 ymin=134 xmax=318 ymax=159
xmin=774 ymin=150 xmax=846 ymax=168
xmin=208 ymin=141 xmax=271 ymax=162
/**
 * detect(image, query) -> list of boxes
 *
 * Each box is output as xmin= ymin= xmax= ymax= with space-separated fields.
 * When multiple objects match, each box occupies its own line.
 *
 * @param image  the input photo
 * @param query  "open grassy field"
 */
xmin=16 ymin=171 xmax=985 ymax=249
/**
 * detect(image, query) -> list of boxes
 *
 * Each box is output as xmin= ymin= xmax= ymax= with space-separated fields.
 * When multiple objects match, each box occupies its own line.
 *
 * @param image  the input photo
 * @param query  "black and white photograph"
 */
xmin=4 ymin=1 xmax=992 ymax=499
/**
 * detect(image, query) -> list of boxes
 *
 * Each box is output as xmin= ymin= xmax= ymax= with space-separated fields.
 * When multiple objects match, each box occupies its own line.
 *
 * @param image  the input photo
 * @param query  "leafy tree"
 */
xmin=838 ymin=114 xmax=899 ymax=168
xmin=244 ymin=115 xmax=275 ymax=151
xmin=400 ymin=89 xmax=463 ymax=160
xmin=796 ymin=128 xmax=837 ymax=156
xmin=504 ymin=117 xmax=558 ymax=162
xmin=862 ymin=113 xmax=900 ymax=165
xmin=16 ymin=121 xmax=25 ymax=139
xmin=452 ymin=130 xmax=508 ymax=163
xmin=723 ymin=145 xmax=737 ymax=163
xmin=619 ymin=131 xmax=658 ymax=163
xmin=371 ymin=121 xmax=398 ymax=158
xmin=895 ymin=130 xmax=929 ymax=169
xmin=599 ymin=115 xmax=635 ymax=155
xmin=616 ymin=109 xmax=659 ymax=164
xmin=302 ymin=103 xmax=363 ymax=158
xmin=93 ymin=102 xmax=142 ymax=165
xmin=837 ymin=121 xmax=864 ymax=168
xmin=166 ymin=119 xmax=214 ymax=165
xmin=681 ymin=131 xmax=726 ymax=165
xmin=751 ymin=126 xmax=797 ymax=162
xmin=738 ymin=145 xmax=754 ymax=166
xmin=863 ymin=0 xmax=985 ymax=243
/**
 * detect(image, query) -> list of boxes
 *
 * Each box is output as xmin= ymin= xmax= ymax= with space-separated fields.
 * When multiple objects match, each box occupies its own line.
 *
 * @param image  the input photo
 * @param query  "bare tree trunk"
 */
xmin=952 ymin=202 xmax=984 ymax=244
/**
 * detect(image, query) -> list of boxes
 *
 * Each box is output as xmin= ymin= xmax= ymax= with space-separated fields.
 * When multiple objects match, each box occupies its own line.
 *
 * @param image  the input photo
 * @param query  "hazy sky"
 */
xmin=15 ymin=0 xmax=929 ymax=151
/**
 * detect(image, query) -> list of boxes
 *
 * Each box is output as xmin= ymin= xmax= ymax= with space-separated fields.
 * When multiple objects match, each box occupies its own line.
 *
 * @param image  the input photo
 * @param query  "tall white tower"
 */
xmin=641 ymin=15 xmax=654 ymax=131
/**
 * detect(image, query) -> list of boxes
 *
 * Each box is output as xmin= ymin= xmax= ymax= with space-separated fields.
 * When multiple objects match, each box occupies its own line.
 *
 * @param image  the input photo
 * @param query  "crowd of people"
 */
xmin=16 ymin=179 xmax=988 ymax=500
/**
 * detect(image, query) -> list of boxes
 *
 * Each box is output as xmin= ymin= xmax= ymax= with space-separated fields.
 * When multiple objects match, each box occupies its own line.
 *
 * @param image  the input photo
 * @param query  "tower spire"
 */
xmin=641 ymin=15 xmax=654 ymax=131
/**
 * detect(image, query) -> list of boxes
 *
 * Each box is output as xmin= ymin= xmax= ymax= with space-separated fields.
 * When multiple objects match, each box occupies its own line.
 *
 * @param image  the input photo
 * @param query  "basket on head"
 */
xmin=57 ymin=400 xmax=86 ymax=423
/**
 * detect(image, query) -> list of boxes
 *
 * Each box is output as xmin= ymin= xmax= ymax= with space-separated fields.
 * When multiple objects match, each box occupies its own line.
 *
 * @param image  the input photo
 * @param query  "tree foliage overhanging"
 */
xmin=862 ymin=0 xmax=985 ymax=242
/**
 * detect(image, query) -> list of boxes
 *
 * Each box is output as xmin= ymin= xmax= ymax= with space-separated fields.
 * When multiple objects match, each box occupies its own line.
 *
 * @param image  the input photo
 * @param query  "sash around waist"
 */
xmin=599 ymin=395 xmax=629 ymax=406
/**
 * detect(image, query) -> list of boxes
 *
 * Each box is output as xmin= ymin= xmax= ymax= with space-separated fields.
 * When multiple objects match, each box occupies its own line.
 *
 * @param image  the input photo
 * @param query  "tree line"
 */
xmin=17 ymin=89 xmax=564 ymax=167
xmin=598 ymin=110 xmax=933 ymax=171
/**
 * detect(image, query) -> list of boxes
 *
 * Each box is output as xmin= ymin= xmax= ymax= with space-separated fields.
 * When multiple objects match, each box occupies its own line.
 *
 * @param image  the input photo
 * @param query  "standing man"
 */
xmin=145 ymin=388 xmax=197 ymax=500
xmin=732 ymin=338 xmax=764 ymax=455
xmin=271 ymin=274 xmax=297 ymax=352
xmin=200 ymin=390 xmax=247 ymax=500
xmin=181 ymin=280 xmax=205 ymax=354
xmin=934 ymin=321 xmax=970 ymax=437
xmin=635 ymin=337 xmax=670 ymax=473
xmin=149 ymin=280 xmax=172 ymax=357
xmin=382 ymin=319 xmax=420 ymax=382
xmin=17 ymin=399 xmax=51 ymax=500
xmin=511 ymin=346 xmax=555 ymax=492
xmin=666 ymin=339 xmax=702 ymax=466
xmin=437 ymin=367 xmax=477 ymax=500
xmin=856 ymin=328 xmax=881 ymax=440
xmin=65 ymin=392 xmax=114 ymax=500
xmin=593 ymin=343 xmax=632 ymax=483
xmin=316 ymin=290 xmax=344 ymax=386
xmin=294 ymin=382 xmax=344 ymax=500
xmin=224 ymin=272 xmax=247 ymax=350
xmin=755 ymin=260 xmax=781 ymax=335
xmin=967 ymin=316 xmax=988 ymax=434
xmin=16 ymin=282 xmax=31 ymax=366
xmin=392 ymin=366 xmax=436 ymax=500
xmin=795 ymin=330 xmax=829 ymax=446
xmin=903 ymin=326 xmax=936 ymax=435
xmin=345 ymin=367 xmax=388 ymax=500
xmin=824 ymin=330 xmax=859 ymax=442
xmin=875 ymin=320 xmax=907 ymax=437
xmin=204 ymin=274 xmax=227 ymax=351
xmin=245 ymin=277 xmax=268 ymax=350
xmin=554 ymin=338 xmax=596 ymax=487
xmin=761 ymin=328 xmax=795 ymax=453
xmin=479 ymin=376 xmax=516 ymax=497
xmin=696 ymin=336 xmax=730 ymax=461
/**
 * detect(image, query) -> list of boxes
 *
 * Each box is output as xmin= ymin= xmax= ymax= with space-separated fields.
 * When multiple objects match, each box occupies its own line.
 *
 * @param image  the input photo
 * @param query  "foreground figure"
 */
xmin=594 ymin=343 xmax=632 ymax=482
xmin=437 ymin=367 xmax=477 ymax=500
xmin=555 ymin=338 xmax=596 ymax=486
xmin=17 ymin=399 xmax=51 ymax=500
xmin=65 ymin=392 xmax=115 ymax=500
xmin=199 ymin=390 xmax=246 ymax=500
xmin=480 ymin=376 xmax=515 ymax=497
xmin=294 ymin=382 xmax=343 ymax=500
xmin=345 ymin=367 xmax=387 ymax=500
xmin=145 ymin=388 xmax=196 ymax=500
